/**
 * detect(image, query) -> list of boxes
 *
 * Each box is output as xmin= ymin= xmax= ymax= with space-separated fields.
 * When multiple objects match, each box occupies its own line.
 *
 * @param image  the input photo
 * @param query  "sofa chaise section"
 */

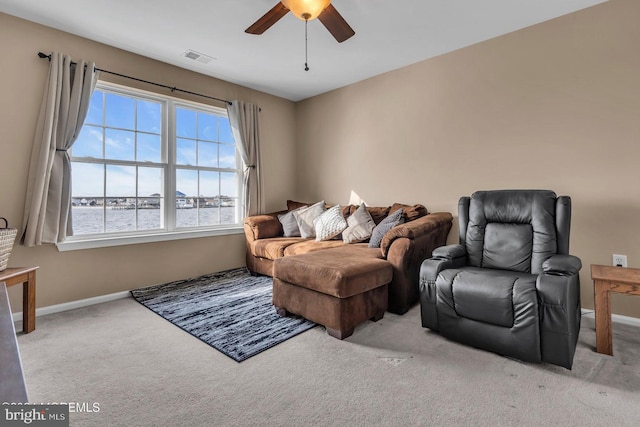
xmin=244 ymin=202 xmax=453 ymax=314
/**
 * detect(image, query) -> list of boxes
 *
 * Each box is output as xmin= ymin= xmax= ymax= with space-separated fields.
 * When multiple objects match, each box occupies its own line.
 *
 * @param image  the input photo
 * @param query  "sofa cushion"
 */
xmin=369 ymin=208 xmax=405 ymax=248
xmin=314 ymin=205 xmax=348 ymax=241
xmin=390 ymin=203 xmax=429 ymax=222
xmin=250 ymin=237 xmax=305 ymax=260
xmin=287 ymin=199 xmax=310 ymax=211
xmin=367 ymin=206 xmax=391 ymax=225
xmin=294 ymin=200 xmax=326 ymax=239
xmin=287 ymin=199 xmax=335 ymax=211
xmin=342 ymin=203 xmax=376 ymax=244
xmin=283 ymin=239 xmax=349 ymax=257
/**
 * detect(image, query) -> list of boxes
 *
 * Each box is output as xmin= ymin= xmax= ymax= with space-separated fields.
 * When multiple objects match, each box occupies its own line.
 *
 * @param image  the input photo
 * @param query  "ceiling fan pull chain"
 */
xmin=304 ymin=19 xmax=310 ymax=71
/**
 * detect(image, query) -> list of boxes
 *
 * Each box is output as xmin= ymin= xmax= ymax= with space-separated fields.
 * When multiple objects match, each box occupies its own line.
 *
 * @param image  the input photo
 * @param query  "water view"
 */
xmin=71 ymin=206 xmax=239 ymax=235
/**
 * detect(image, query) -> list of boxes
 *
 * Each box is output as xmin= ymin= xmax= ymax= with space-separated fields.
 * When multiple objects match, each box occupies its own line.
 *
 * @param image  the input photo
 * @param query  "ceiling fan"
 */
xmin=245 ymin=0 xmax=355 ymax=43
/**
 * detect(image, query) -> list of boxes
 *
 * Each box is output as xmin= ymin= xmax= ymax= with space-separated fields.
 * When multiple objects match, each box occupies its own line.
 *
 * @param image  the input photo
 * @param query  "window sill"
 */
xmin=56 ymin=226 xmax=244 ymax=252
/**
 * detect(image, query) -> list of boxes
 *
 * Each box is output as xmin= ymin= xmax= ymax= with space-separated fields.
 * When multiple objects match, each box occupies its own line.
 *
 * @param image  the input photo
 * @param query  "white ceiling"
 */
xmin=0 ymin=0 xmax=607 ymax=102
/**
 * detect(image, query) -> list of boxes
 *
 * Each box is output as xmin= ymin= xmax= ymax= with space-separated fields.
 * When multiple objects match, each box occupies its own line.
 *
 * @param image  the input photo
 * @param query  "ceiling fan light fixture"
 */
xmin=281 ymin=0 xmax=331 ymax=21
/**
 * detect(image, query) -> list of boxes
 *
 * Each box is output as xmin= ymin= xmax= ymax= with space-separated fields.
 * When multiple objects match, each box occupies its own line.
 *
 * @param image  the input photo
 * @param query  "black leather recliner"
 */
xmin=419 ymin=190 xmax=581 ymax=369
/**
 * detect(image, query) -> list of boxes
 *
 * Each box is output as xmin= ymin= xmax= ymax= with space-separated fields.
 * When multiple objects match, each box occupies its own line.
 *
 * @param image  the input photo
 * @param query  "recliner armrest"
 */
xmin=419 ymin=244 xmax=467 ymax=331
xmin=432 ymin=244 xmax=467 ymax=261
xmin=420 ymin=244 xmax=467 ymax=283
xmin=536 ymin=254 xmax=582 ymax=369
xmin=542 ymin=255 xmax=582 ymax=276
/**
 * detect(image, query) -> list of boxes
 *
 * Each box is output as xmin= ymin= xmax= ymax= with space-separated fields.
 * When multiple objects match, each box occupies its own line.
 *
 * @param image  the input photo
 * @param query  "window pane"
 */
xmin=106 ymin=207 xmax=136 ymax=233
xmin=199 ymin=172 xmax=220 ymax=202
xmin=137 ymin=207 xmax=161 ymax=231
xmin=137 ymin=133 xmax=161 ymax=163
xmin=137 ymin=100 xmax=161 ymax=133
xmin=197 ymin=171 xmax=219 ymax=226
xmin=106 ymin=165 xmax=136 ymax=198
xmin=138 ymin=167 xmax=162 ymax=197
xmin=72 ymin=125 xmax=103 ymax=158
xmin=139 ymin=163 xmax=162 ymax=218
xmin=85 ymin=91 xmax=103 ymax=125
xmin=105 ymin=93 xmax=135 ymax=129
xmin=197 ymin=113 xmax=217 ymax=141
xmin=176 ymin=108 xmax=196 ymax=138
xmin=176 ymin=169 xmax=197 ymax=199
xmin=176 ymin=138 xmax=196 ymax=165
xmin=71 ymin=162 xmax=105 ymax=235
xmin=72 ymin=205 xmax=104 ymax=235
xmin=220 ymin=172 xmax=238 ymax=225
xmin=219 ymin=119 xmax=234 ymax=143
xmin=72 ymin=162 xmax=104 ymax=198
xmin=220 ymin=172 xmax=238 ymax=199
xmin=219 ymin=144 xmax=236 ymax=169
xmin=105 ymin=129 xmax=135 ymax=161
xmin=176 ymin=169 xmax=197 ymax=228
xmin=139 ymin=167 xmax=163 ymax=230
xmin=198 ymin=141 xmax=217 ymax=167
xmin=105 ymin=165 xmax=136 ymax=233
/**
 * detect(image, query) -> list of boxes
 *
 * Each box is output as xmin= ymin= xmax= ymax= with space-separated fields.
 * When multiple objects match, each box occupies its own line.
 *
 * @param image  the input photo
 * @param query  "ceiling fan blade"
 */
xmin=318 ymin=4 xmax=355 ymax=43
xmin=245 ymin=2 xmax=289 ymax=35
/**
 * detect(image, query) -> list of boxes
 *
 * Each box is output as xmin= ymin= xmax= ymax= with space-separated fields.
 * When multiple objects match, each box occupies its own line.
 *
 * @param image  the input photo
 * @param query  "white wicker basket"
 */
xmin=0 ymin=217 xmax=18 ymax=272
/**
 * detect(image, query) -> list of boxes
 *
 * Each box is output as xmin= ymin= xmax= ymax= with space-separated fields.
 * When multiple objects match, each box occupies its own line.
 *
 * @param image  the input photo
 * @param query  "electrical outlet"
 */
xmin=612 ymin=254 xmax=628 ymax=268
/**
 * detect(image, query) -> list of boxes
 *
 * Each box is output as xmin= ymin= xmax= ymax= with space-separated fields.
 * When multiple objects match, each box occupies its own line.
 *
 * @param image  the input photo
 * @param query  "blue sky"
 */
xmin=71 ymin=90 xmax=238 ymax=199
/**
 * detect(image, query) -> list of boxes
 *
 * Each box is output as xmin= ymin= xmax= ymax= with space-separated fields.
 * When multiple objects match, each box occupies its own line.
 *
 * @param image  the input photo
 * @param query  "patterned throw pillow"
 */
xmin=314 ymin=205 xmax=348 ymax=241
xmin=293 ymin=200 xmax=326 ymax=239
xmin=278 ymin=206 xmax=307 ymax=237
xmin=342 ymin=203 xmax=376 ymax=244
xmin=368 ymin=208 xmax=405 ymax=248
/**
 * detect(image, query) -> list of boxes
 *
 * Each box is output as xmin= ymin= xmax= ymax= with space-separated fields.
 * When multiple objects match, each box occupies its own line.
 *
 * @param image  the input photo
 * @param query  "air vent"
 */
xmin=183 ymin=49 xmax=215 ymax=64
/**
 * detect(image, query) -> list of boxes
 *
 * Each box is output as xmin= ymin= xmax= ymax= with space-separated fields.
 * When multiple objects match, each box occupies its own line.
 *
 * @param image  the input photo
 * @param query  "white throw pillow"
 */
xmin=293 ymin=200 xmax=326 ymax=239
xmin=342 ymin=203 xmax=376 ymax=244
xmin=314 ymin=205 xmax=348 ymax=241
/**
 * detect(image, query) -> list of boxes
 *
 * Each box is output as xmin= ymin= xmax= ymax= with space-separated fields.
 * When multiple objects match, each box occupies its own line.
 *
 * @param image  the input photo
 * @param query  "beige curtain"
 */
xmin=21 ymin=52 xmax=98 ymax=246
xmin=227 ymin=101 xmax=263 ymax=216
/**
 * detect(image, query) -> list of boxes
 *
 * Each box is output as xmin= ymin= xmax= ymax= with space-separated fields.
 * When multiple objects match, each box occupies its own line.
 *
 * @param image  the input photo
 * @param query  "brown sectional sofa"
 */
xmin=244 ymin=201 xmax=453 ymax=315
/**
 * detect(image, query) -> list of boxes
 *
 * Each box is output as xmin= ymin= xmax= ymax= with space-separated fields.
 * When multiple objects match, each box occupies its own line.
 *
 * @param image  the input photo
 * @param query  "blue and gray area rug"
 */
xmin=130 ymin=268 xmax=316 ymax=362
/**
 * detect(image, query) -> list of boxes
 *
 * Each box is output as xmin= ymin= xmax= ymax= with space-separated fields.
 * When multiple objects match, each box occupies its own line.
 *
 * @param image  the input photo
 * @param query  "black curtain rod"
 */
xmin=37 ymin=52 xmax=232 ymax=106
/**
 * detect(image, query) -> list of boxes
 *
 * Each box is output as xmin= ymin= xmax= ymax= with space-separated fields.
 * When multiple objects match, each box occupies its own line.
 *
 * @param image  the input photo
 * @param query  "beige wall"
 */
xmin=295 ymin=0 xmax=640 ymax=318
xmin=0 ymin=13 xmax=297 ymax=310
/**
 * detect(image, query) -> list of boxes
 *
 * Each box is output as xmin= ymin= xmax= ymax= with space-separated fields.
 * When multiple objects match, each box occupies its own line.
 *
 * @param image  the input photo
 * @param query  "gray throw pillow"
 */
xmin=368 ymin=208 xmax=404 ymax=248
xmin=278 ymin=206 xmax=306 ymax=237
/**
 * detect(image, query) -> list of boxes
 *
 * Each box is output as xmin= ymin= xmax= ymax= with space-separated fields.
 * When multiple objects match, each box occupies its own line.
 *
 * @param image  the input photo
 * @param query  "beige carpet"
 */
xmin=15 ymin=297 xmax=640 ymax=426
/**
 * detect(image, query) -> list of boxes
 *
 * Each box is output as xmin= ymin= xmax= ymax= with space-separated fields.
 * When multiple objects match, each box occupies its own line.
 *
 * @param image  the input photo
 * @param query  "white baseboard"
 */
xmin=12 ymin=291 xmax=131 ymax=323
xmin=581 ymin=308 xmax=640 ymax=328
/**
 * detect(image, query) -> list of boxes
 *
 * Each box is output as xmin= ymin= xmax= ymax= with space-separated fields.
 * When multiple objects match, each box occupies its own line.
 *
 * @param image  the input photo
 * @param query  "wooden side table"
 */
xmin=591 ymin=264 xmax=640 ymax=355
xmin=0 ymin=266 xmax=39 ymax=334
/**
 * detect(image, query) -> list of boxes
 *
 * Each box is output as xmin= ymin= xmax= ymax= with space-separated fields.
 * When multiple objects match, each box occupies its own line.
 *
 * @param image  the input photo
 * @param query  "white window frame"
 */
xmin=57 ymin=81 xmax=244 ymax=252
